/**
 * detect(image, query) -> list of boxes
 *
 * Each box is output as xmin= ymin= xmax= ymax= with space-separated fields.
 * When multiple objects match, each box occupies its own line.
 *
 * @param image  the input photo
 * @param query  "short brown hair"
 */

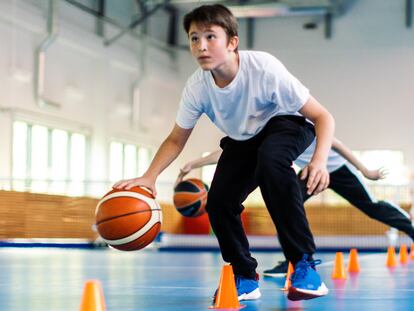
xmin=183 ymin=4 xmax=238 ymax=39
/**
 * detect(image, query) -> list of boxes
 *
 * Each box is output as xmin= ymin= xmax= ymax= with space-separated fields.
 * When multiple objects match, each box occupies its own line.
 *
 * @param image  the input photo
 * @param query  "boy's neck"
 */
xmin=211 ymin=52 xmax=239 ymax=88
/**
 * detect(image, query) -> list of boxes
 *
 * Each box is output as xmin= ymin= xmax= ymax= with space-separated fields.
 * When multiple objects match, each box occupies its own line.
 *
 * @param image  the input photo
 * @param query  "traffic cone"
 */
xmin=399 ymin=244 xmax=408 ymax=264
xmin=280 ymin=262 xmax=294 ymax=291
xmin=209 ymin=265 xmax=243 ymax=309
xmin=386 ymin=246 xmax=397 ymax=268
xmin=347 ymin=248 xmax=360 ymax=273
xmin=79 ymin=280 xmax=106 ymax=311
xmin=410 ymin=243 xmax=414 ymax=259
xmin=331 ymin=252 xmax=346 ymax=279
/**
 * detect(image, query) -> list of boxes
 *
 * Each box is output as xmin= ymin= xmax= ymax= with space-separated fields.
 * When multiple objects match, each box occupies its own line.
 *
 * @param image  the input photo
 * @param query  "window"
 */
xmin=12 ymin=121 xmax=88 ymax=196
xmin=109 ymin=141 xmax=153 ymax=182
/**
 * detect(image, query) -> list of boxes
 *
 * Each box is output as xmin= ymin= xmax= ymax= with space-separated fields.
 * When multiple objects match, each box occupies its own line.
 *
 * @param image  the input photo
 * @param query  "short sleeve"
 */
xmin=175 ymin=84 xmax=203 ymax=129
xmin=265 ymin=57 xmax=310 ymax=113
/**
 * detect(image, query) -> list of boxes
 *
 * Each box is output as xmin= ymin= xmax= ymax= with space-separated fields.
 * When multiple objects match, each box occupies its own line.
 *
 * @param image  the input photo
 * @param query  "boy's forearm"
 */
xmin=184 ymin=150 xmax=221 ymax=170
xmin=332 ymin=138 xmax=367 ymax=173
xmin=312 ymin=112 xmax=335 ymax=163
xmin=145 ymin=139 xmax=184 ymax=179
xmin=145 ymin=125 xmax=192 ymax=179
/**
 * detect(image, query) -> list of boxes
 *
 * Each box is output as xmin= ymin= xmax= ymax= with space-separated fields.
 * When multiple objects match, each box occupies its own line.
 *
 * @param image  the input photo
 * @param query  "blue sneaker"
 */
xmin=287 ymin=255 xmax=329 ymax=301
xmin=235 ymin=275 xmax=261 ymax=300
xmin=213 ymin=274 xmax=261 ymax=302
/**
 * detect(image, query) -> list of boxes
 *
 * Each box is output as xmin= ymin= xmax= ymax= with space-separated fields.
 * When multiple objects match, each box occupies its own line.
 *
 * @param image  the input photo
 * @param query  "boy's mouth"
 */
xmin=198 ymin=56 xmax=211 ymax=60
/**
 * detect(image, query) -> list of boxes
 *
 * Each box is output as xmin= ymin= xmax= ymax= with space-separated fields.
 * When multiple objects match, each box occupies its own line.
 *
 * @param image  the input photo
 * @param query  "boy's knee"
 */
xmin=256 ymin=148 xmax=291 ymax=178
xmin=205 ymin=188 xmax=223 ymax=213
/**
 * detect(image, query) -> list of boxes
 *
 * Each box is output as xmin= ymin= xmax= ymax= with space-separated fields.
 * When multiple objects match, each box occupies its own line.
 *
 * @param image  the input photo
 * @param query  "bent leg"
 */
xmin=329 ymin=164 xmax=414 ymax=239
xmin=256 ymin=116 xmax=316 ymax=264
xmin=206 ymin=137 xmax=259 ymax=279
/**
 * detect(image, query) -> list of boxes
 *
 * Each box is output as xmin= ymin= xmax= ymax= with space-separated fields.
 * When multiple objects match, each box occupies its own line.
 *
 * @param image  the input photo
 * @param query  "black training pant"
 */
xmin=299 ymin=164 xmax=414 ymax=238
xmin=206 ymin=115 xmax=316 ymax=278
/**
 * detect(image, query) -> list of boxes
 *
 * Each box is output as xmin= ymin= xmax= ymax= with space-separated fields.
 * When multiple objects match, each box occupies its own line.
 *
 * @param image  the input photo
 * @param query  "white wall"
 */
xmin=250 ymin=0 xmax=414 ymax=170
xmin=0 ymin=0 xmax=413 ymax=199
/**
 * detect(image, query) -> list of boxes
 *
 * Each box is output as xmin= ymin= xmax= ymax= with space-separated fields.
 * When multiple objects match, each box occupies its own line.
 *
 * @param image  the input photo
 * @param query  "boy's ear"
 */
xmin=228 ymin=36 xmax=239 ymax=52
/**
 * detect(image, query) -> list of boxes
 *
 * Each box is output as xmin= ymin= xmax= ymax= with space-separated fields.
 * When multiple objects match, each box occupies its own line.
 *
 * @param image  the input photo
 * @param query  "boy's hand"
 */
xmin=174 ymin=164 xmax=193 ymax=188
xmin=361 ymin=167 xmax=388 ymax=181
xmin=300 ymin=160 xmax=330 ymax=195
xmin=113 ymin=175 xmax=157 ymax=197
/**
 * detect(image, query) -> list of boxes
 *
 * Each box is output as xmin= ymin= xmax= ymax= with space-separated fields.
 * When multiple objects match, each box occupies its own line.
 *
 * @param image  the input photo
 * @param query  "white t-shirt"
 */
xmin=294 ymin=139 xmax=347 ymax=173
xmin=176 ymin=50 xmax=310 ymax=141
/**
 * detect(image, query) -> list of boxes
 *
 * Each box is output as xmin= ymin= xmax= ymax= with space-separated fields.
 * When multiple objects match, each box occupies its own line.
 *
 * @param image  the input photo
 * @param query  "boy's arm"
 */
xmin=332 ymin=138 xmax=386 ymax=180
xmin=113 ymin=123 xmax=193 ymax=196
xmin=299 ymin=95 xmax=335 ymax=195
xmin=175 ymin=150 xmax=222 ymax=186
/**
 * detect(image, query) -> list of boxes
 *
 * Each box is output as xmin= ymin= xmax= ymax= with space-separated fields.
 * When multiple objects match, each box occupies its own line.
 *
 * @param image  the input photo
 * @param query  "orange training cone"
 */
xmin=79 ymin=280 xmax=106 ymax=311
xmin=410 ymin=243 xmax=414 ymax=260
xmin=399 ymin=244 xmax=408 ymax=264
xmin=280 ymin=262 xmax=294 ymax=291
xmin=386 ymin=246 xmax=397 ymax=268
xmin=347 ymin=248 xmax=360 ymax=273
xmin=331 ymin=252 xmax=346 ymax=279
xmin=209 ymin=265 xmax=243 ymax=309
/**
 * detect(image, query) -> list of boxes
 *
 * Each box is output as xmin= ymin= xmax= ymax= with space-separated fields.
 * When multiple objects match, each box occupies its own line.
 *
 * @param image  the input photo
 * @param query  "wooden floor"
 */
xmin=0 ymin=247 xmax=413 ymax=310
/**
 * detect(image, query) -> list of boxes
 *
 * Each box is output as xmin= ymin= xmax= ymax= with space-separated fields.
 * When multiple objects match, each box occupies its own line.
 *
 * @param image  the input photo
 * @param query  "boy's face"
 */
xmin=188 ymin=22 xmax=238 ymax=71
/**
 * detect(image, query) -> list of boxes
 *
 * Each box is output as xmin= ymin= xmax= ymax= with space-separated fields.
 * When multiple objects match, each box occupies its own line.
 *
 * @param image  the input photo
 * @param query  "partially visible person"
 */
xmin=177 ymin=137 xmax=414 ymax=277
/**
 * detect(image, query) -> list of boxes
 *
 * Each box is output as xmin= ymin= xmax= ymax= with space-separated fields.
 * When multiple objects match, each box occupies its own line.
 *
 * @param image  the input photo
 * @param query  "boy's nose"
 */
xmin=198 ymin=39 xmax=207 ymax=51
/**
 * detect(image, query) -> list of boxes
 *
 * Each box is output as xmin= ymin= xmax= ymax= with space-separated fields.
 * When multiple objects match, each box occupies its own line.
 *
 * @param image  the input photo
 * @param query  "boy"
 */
xmin=114 ymin=4 xmax=334 ymax=301
xmin=177 ymin=138 xmax=414 ymax=277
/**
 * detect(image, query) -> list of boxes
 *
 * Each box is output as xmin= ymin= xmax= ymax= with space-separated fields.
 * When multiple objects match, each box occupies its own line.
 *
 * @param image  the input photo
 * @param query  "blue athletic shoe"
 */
xmin=235 ymin=275 xmax=261 ymax=300
xmin=213 ymin=274 xmax=261 ymax=302
xmin=287 ymin=255 xmax=329 ymax=301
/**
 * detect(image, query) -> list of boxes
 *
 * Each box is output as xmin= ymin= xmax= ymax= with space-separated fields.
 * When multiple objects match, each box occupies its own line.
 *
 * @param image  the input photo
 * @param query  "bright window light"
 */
xmin=31 ymin=125 xmax=48 ymax=192
xmin=12 ymin=120 xmax=88 ymax=196
xmin=12 ymin=122 xmax=28 ymax=190
xmin=355 ymin=150 xmax=408 ymax=185
xmin=124 ymin=144 xmax=137 ymax=179
xmin=50 ymin=129 xmax=68 ymax=193
xmin=109 ymin=142 xmax=153 ymax=180
xmin=69 ymin=133 xmax=86 ymax=196
xmin=70 ymin=134 xmax=86 ymax=181
xmin=110 ymin=142 xmax=123 ymax=182
xmin=138 ymin=147 xmax=151 ymax=176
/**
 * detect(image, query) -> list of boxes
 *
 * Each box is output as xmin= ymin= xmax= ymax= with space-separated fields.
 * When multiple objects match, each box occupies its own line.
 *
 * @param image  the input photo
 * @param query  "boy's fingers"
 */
xmin=307 ymin=171 xmax=321 ymax=195
xmin=112 ymin=180 xmax=124 ymax=189
xmin=300 ymin=167 xmax=308 ymax=180
xmin=125 ymin=182 xmax=136 ymax=190
xmin=314 ymin=175 xmax=328 ymax=195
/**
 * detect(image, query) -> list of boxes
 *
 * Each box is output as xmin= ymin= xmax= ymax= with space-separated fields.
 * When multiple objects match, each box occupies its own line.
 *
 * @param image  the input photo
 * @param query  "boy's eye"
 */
xmin=190 ymin=37 xmax=198 ymax=43
xmin=207 ymin=34 xmax=216 ymax=40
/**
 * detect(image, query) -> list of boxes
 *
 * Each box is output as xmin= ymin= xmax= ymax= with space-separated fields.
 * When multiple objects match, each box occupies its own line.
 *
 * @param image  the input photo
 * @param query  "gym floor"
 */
xmin=0 ymin=247 xmax=413 ymax=311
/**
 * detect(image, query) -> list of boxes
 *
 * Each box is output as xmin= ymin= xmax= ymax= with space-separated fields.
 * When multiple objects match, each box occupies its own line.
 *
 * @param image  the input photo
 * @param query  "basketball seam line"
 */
xmin=113 ymin=223 xmax=160 ymax=248
xmin=102 ymin=210 xmax=162 ymax=245
xmin=96 ymin=209 xmax=161 ymax=226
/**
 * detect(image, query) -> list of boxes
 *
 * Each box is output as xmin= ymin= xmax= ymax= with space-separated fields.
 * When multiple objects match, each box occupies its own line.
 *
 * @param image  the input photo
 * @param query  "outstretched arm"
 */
xmin=175 ymin=150 xmax=222 ymax=186
xmin=332 ymin=138 xmax=386 ymax=180
xmin=113 ymin=123 xmax=193 ymax=196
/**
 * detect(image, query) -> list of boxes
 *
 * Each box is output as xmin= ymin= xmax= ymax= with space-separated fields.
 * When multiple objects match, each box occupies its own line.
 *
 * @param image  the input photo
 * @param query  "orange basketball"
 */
xmin=95 ymin=186 xmax=162 ymax=251
xmin=173 ymin=178 xmax=209 ymax=217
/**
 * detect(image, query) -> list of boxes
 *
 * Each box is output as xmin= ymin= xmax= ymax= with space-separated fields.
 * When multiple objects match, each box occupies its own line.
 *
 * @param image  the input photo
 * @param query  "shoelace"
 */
xmin=290 ymin=259 xmax=322 ymax=281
